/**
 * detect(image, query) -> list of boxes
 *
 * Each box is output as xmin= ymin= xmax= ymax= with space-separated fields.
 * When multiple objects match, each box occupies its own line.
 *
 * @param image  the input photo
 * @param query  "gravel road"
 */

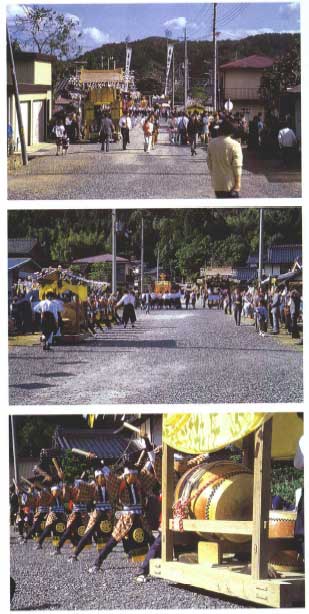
xmin=9 ymin=306 xmax=303 ymax=405
xmin=8 ymin=120 xmax=301 ymax=199
xmin=10 ymin=530 xmax=246 ymax=610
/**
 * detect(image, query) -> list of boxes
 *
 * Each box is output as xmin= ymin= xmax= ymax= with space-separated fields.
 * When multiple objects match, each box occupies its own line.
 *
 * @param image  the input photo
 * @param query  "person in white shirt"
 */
xmin=53 ymin=120 xmax=66 ymax=156
xmin=278 ymin=121 xmax=297 ymax=167
xmin=34 ymin=289 xmax=61 ymax=350
xmin=117 ymin=290 xmax=136 ymax=328
xmin=118 ymin=112 xmax=132 ymax=150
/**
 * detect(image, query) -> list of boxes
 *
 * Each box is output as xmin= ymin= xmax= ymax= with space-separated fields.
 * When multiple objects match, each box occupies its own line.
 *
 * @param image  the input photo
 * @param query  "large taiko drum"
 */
xmin=174 ymin=461 xmax=253 ymax=543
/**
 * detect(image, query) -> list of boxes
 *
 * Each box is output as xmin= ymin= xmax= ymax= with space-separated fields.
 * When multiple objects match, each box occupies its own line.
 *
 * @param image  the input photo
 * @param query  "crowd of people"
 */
xmin=9 ymin=275 xmax=302 ymax=348
xmin=10 ymin=440 xmax=163 ymax=580
xmin=203 ymin=283 xmax=303 ymax=340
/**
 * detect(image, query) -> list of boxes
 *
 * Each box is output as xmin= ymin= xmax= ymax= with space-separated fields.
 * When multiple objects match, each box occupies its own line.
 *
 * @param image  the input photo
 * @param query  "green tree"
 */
xmin=12 ymin=6 xmax=82 ymax=60
xmin=259 ymin=45 xmax=300 ymax=110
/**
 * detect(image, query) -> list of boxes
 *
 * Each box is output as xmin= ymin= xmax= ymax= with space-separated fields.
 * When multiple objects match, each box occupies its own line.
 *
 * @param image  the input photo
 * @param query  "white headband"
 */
xmin=123 ymin=468 xmax=138 ymax=476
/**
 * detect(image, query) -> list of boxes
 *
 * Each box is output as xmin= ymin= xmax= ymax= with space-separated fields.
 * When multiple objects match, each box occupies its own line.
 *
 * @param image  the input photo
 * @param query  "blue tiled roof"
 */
xmin=8 ymin=257 xmax=32 ymax=270
xmin=233 ymin=267 xmax=258 ymax=281
xmin=268 ymin=245 xmax=302 ymax=264
xmin=247 ymin=245 xmax=302 ymax=266
xmin=54 ymin=428 xmax=145 ymax=462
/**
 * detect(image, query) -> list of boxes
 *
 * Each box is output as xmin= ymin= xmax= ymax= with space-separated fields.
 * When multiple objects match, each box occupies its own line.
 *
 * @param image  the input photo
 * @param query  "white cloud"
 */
xmin=81 ymin=27 xmax=110 ymax=47
xmin=6 ymin=4 xmax=26 ymax=23
xmin=279 ymin=1 xmax=300 ymax=14
xmin=201 ymin=26 xmax=299 ymax=41
xmin=64 ymin=12 xmax=81 ymax=25
xmin=164 ymin=16 xmax=187 ymax=30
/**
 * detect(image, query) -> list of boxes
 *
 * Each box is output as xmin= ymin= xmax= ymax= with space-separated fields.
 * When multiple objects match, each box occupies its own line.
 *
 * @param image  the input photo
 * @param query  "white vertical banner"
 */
xmin=165 ymin=44 xmax=174 ymax=96
xmin=125 ymin=47 xmax=132 ymax=92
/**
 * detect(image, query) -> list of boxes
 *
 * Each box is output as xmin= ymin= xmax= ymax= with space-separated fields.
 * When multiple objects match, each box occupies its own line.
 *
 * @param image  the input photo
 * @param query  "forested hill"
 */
xmin=77 ymin=32 xmax=300 ymax=91
xmin=8 ymin=209 xmax=302 ymax=279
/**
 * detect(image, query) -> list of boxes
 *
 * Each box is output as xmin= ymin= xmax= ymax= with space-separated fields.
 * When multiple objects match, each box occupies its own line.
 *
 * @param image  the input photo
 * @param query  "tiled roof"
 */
xmin=8 ymin=257 xmax=32 ymax=270
xmin=220 ymin=54 xmax=274 ymax=70
xmin=54 ymin=427 xmax=144 ymax=462
xmin=73 ymin=254 xmax=129 ymax=264
xmin=234 ymin=267 xmax=258 ymax=281
xmin=247 ymin=245 xmax=302 ymax=266
xmin=8 ymin=238 xmax=38 ymax=255
xmin=268 ymin=244 xmax=302 ymax=264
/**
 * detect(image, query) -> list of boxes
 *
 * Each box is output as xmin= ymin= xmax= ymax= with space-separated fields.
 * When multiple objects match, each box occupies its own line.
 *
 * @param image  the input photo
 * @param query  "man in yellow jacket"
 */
xmin=207 ymin=119 xmax=243 ymax=198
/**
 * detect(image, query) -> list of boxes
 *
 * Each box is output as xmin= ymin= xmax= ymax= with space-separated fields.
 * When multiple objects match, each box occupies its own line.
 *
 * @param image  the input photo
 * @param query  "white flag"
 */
xmin=165 ymin=44 xmax=174 ymax=96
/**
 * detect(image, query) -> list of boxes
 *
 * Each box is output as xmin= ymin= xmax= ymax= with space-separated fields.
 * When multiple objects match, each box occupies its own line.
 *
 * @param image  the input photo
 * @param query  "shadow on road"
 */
xmin=242 ymin=149 xmax=301 ymax=184
xmin=10 ymin=383 xmax=52 ymax=390
xmin=35 ymin=371 xmax=75 ymax=378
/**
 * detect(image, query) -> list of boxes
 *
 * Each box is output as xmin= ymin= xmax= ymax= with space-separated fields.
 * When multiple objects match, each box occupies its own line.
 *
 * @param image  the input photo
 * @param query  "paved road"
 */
xmin=9 ymin=307 xmax=303 ymax=405
xmin=8 ymin=121 xmax=301 ymax=199
xmin=10 ymin=530 xmax=245 ymax=610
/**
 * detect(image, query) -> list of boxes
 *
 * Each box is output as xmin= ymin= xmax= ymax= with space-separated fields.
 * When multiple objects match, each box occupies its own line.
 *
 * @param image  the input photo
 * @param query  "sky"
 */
xmin=6 ymin=2 xmax=300 ymax=52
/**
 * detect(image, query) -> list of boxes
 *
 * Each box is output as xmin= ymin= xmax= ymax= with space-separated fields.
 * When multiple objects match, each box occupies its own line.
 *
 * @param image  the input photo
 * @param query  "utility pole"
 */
xmin=212 ymin=3 xmax=217 ymax=112
xmin=184 ymin=27 xmax=188 ymax=108
xmin=258 ymin=208 xmax=264 ymax=285
xmin=112 ymin=209 xmax=117 ymax=293
xmin=156 ymin=247 xmax=160 ymax=282
xmin=7 ymin=25 xmax=28 ymax=166
xmin=172 ymin=51 xmax=175 ymax=109
xmin=141 ymin=215 xmax=144 ymax=295
xmin=11 ymin=416 xmax=19 ymax=486
xmin=101 ymin=55 xmax=104 ymax=69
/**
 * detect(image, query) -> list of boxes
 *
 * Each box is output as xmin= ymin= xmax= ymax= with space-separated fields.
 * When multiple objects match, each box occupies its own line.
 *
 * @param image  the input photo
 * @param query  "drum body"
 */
xmin=268 ymin=510 xmax=297 ymax=539
xmin=174 ymin=461 xmax=253 ymax=543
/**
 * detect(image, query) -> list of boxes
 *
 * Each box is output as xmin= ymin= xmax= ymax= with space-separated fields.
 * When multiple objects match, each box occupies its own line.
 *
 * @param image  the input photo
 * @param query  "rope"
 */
xmin=172 ymin=465 xmax=251 ymax=532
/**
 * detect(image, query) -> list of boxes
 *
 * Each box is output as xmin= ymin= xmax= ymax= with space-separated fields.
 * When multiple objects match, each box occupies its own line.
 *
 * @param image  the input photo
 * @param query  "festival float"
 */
xmin=37 ymin=266 xmax=109 ymax=344
xmin=150 ymin=413 xmax=304 ymax=608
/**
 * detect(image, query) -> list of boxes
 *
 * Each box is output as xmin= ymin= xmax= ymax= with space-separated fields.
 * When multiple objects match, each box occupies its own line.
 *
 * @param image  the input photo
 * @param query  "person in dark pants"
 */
xmin=185 ymin=290 xmax=190 ymax=310
xmin=99 ymin=113 xmax=115 ymax=152
xmin=35 ymin=485 xmax=66 ymax=550
xmin=135 ymin=532 xmax=162 ymax=582
xmin=187 ymin=114 xmax=199 ymax=156
xmin=233 ymin=288 xmax=242 ymax=326
xmin=88 ymin=466 xmax=155 ymax=574
xmin=118 ymin=112 xmax=132 ymax=150
xmin=68 ymin=468 xmax=113 ymax=562
xmin=290 ymin=289 xmax=301 ymax=339
xmin=270 ymin=286 xmax=281 ymax=335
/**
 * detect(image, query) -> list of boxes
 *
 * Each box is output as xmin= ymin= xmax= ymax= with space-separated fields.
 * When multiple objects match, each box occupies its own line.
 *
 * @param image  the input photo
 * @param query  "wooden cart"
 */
xmin=150 ymin=419 xmax=305 ymax=608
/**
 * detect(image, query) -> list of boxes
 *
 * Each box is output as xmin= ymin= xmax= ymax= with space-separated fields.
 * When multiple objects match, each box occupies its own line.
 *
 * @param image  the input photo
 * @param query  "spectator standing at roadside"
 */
xmin=207 ymin=120 xmax=243 ymax=198
xmin=118 ymin=111 xmax=132 ymax=151
xmin=290 ymin=289 xmax=301 ymax=339
xmin=270 ymin=286 xmax=281 ymax=335
xmin=233 ymin=288 xmax=243 ymax=326
xmin=53 ymin=119 xmax=66 ymax=156
xmin=278 ymin=121 xmax=297 ymax=167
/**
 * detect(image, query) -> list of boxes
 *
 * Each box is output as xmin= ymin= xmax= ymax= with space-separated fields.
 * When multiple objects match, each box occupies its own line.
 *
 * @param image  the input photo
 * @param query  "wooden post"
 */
xmin=161 ymin=442 xmax=174 ymax=562
xmin=251 ymin=418 xmax=272 ymax=580
xmin=242 ymin=432 xmax=255 ymax=470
